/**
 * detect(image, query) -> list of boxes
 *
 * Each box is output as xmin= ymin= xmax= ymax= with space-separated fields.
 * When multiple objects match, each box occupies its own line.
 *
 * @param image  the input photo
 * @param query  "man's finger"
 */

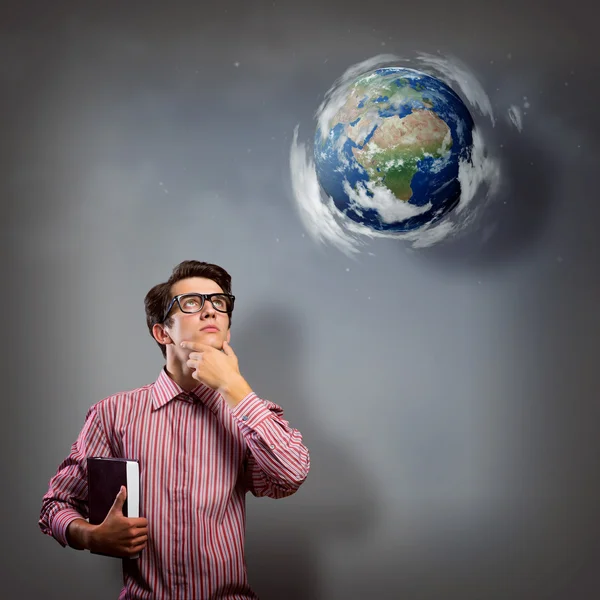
xmin=129 ymin=517 xmax=148 ymax=528
xmin=181 ymin=341 xmax=211 ymax=351
xmin=131 ymin=534 xmax=148 ymax=546
xmin=109 ymin=486 xmax=126 ymax=515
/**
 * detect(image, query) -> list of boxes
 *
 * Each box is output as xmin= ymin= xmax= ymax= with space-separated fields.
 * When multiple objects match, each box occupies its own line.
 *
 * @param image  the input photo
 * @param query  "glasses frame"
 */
xmin=161 ymin=292 xmax=235 ymax=323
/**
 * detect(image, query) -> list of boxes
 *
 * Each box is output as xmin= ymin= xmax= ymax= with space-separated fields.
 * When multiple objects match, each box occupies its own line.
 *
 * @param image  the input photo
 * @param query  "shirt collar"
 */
xmin=151 ymin=367 xmax=212 ymax=411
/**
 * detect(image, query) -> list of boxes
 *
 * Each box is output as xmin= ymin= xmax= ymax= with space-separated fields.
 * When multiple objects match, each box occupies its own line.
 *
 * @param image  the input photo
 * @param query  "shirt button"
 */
xmin=241 ymin=415 xmax=249 ymax=421
xmin=270 ymin=444 xmax=275 ymax=449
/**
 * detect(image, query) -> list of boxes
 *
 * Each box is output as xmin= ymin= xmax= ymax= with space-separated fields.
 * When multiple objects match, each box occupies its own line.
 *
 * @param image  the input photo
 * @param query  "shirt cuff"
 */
xmin=231 ymin=392 xmax=272 ymax=430
xmin=51 ymin=508 xmax=85 ymax=548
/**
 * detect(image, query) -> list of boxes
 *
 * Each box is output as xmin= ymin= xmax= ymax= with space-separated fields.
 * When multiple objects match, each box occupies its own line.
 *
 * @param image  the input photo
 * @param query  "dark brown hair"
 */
xmin=144 ymin=260 xmax=233 ymax=358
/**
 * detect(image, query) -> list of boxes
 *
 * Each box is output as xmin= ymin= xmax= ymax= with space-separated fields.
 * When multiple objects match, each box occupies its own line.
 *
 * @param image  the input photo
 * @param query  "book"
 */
xmin=87 ymin=457 xmax=140 ymax=558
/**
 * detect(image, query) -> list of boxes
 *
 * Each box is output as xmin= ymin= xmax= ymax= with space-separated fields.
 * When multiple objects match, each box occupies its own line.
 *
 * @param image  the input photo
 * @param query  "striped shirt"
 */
xmin=39 ymin=368 xmax=310 ymax=599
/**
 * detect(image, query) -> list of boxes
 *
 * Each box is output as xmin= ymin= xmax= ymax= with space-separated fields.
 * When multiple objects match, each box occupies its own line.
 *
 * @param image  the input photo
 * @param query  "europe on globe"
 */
xmin=314 ymin=67 xmax=475 ymax=233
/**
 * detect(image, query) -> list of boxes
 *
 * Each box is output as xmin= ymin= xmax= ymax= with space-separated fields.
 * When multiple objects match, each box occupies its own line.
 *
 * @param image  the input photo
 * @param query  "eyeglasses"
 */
xmin=162 ymin=293 xmax=235 ymax=322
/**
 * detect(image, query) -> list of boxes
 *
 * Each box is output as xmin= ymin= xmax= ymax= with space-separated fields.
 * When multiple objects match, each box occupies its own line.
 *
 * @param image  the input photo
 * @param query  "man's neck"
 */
xmin=164 ymin=358 xmax=198 ymax=392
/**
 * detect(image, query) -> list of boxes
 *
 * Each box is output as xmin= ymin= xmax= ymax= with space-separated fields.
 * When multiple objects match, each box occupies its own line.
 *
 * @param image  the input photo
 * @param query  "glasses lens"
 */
xmin=210 ymin=294 xmax=232 ymax=312
xmin=179 ymin=294 xmax=203 ymax=313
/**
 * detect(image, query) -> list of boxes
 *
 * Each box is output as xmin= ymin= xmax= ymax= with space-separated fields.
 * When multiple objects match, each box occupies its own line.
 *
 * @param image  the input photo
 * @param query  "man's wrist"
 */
xmin=66 ymin=518 xmax=96 ymax=551
xmin=219 ymin=375 xmax=253 ymax=408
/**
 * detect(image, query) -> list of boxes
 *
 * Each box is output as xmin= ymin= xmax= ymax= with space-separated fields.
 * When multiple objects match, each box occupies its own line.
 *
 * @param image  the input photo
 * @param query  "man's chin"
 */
xmin=198 ymin=333 xmax=224 ymax=349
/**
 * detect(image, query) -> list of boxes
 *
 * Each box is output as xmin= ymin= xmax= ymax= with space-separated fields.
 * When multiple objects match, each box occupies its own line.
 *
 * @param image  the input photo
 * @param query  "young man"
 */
xmin=39 ymin=260 xmax=310 ymax=600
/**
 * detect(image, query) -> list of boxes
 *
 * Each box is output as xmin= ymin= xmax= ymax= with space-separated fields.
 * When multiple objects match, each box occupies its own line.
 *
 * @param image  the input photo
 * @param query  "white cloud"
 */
xmin=507 ymin=105 xmax=523 ymax=132
xmin=343 ymin=179 xmax=432 ymax=224
xmin=289 ymin=126 xmax=362 ymax=255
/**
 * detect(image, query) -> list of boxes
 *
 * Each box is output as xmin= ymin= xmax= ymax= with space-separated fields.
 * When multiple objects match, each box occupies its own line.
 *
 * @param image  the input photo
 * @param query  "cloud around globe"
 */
xmin=290 ymin=54 xmax=502 ymax=255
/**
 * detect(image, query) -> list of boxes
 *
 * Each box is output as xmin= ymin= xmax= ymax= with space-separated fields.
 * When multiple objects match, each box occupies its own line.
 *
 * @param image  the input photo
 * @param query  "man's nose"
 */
xmin=200 ymin=301 xmax=216 ymax=318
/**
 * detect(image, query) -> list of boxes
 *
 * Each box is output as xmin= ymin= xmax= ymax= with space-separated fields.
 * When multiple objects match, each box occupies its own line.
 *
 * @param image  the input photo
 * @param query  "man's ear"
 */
xmin=152 ymin=323 xmax=172 ymax=345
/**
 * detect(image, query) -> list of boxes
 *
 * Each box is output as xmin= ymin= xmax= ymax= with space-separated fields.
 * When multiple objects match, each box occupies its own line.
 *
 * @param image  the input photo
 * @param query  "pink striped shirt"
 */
xmin=39 ymin=368 xmax=310 ymax=599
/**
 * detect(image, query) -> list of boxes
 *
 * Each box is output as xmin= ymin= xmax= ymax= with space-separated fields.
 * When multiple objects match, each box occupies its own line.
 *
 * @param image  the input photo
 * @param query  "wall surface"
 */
xmin=3 ymin=1 xmax=599 ymax=599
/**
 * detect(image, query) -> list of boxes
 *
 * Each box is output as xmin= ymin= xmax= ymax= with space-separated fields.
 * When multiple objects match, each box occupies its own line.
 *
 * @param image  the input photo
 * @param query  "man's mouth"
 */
xmin=200 ymin=326 xmax=219 ymax=332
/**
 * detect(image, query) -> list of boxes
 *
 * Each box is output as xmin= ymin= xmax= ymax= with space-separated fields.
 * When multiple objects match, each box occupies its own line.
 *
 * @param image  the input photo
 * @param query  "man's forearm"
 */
xmin=66 ymin=518 xmax=95 ymax=550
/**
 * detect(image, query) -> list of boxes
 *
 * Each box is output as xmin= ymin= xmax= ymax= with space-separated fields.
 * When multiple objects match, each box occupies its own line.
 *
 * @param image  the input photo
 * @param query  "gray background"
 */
xmin=3 ymin=1 xmax=600 ymax=599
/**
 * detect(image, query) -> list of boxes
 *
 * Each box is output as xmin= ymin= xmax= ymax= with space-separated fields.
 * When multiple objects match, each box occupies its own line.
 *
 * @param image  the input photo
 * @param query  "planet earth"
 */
xmin=314 ymin=67 xmax=475 ymax=233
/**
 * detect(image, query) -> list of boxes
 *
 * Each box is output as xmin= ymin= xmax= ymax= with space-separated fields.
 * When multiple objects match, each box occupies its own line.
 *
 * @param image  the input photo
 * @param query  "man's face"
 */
xmin=162 ymin=277 xmax=231 ymax=354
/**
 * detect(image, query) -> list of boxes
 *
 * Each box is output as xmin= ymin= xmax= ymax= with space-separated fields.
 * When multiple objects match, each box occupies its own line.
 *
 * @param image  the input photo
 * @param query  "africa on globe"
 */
xmin=314 ymin=67 xmax=475 ymax=233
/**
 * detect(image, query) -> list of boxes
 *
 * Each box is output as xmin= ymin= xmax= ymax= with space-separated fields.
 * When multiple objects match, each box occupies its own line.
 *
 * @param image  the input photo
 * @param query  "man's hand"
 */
xmin=182 ymin=340 xmax=252 ymax=408
xmin=88 ymin=486 xmax=149 ymax=558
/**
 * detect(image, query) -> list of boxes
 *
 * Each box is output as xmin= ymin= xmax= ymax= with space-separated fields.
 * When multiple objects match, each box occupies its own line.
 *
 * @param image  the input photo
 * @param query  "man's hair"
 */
xmin=144 ymin=260 xmax=233 ymax=358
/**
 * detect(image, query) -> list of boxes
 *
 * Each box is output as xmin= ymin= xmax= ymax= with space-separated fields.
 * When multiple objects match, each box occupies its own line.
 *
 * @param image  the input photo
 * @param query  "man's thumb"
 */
xmin=110 ymin=485 xmax=126 ymax=514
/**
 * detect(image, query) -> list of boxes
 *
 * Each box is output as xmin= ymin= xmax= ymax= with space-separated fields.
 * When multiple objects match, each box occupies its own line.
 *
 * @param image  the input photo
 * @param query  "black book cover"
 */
xmin=87 ymin=457 xmax=140 ymax=558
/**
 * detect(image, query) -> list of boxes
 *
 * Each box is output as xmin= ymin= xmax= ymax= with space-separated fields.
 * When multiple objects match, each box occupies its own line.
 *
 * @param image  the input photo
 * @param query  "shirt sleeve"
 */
xmin=231 ymin=393 xmax=310 ymax=498
xmin=38 ymin=403 xmax=113 ymax=548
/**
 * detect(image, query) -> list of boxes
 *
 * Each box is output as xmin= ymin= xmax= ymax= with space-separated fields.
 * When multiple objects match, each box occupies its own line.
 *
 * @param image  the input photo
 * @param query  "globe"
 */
xmin=314 ymin=67 xmax=475 ymax=233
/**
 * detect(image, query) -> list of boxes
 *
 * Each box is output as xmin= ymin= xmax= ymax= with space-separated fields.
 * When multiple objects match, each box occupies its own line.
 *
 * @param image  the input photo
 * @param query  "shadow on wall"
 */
xmin=409 ymin=112 xmax=559 ymax=273
xmin=232 ymin=304 xmax=380 ymax=600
